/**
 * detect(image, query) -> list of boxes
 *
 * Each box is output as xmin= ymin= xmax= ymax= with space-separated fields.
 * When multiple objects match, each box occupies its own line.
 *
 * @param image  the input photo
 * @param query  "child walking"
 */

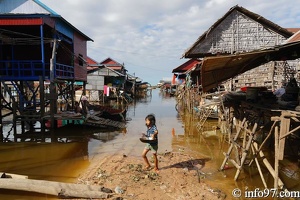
xmin=142 ymin=114 xmax=159 ymax=172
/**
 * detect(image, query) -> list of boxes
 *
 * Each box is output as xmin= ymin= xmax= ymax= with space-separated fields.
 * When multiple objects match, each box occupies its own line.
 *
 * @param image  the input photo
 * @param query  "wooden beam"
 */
xmin=0 ymin=172 xmax=28 ymax=179
xmin=278 ymin=114 xmax=289 ymax=160
xmin=0 ymin=179 xmax=111 ymax=199
xmin=253 ymin=142 xmax=284 ymax=188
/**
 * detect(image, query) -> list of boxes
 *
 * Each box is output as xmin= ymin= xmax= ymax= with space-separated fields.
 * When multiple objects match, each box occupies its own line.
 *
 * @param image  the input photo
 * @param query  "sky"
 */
xmin=39 ymin=0 xmax=300 ymax=85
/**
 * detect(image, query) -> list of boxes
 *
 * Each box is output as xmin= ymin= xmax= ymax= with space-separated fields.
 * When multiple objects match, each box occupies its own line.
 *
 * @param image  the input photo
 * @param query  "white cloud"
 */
xmin=39 ymin=0 xmax=300 ymax=84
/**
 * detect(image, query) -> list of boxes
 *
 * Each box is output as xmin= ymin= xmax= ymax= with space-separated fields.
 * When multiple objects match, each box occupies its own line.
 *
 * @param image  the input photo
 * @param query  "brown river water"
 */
xmin=0 ymin=88 xmax=299 ymax=199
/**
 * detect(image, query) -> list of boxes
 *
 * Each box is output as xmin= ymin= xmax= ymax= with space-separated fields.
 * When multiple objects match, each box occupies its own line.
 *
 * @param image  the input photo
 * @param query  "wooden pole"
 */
xmin=253 ymin=142 xmax=284 ymax=188
xmin=13 ymin=102 xmax=17 ymax=142
xmin=39 ymin=77 xmax=45 ymax=139
xmin=0 ymin=179 xmax=110 ymax=199
xmin=278 ymin=112 xmax=289 ymax=160
xmin=233 ymin=123 xmax=257 ymax=181
xmin=250 ymin=143 xmax=267 ymax=188
xmin=274 ymin=126 xmax=279 ymax=191
xmin=220 ymin=118 xmax=246 ymax=170
xmin=0 ymin=83 xmax=3 ymax=142
xmin=271 ymin=61 xmax=275 ymax=91
xmin=50 ymin=39 xmax=58 ymax=141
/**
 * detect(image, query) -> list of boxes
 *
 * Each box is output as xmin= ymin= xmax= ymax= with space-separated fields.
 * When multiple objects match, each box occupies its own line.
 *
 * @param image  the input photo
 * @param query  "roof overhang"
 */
xmin=87 ymin=65 xmax=125 ymax=77
xmin=201 ymin=41 xmax=300 ymax=92
xmin=172 ymin=59 xmax=200 ymax=73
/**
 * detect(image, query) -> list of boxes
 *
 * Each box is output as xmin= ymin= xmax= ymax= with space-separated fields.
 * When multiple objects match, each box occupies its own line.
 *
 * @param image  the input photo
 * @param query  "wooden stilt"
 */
xmin=274 ymin=126 xmax=279 ymax=191
xmin=220 ymin=118 xmax=246 ymax=170
xmin=233 ymin=123 xmax=257 ymax=181
xmin=39 ymin=77 xmax=45 ymax=139
xmin=0 ymin=83 xmax=3 ymax=142
xmin=252 ymin=142 xmax=284 ymax=188
xmin=220 ymin=108 xmax=300 ymax=190
xmin=278 ymin=112 xmax=290 ymax=160
xmin=250 ymin=143 xmax=267 ymax=188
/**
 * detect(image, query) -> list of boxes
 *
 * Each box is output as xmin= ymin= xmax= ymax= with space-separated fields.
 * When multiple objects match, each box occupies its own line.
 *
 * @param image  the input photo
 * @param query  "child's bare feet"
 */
xmin=144 ymin=165 xmax=151 ymax=170
xmin=154 ymin=168 xmax=159 ymax=173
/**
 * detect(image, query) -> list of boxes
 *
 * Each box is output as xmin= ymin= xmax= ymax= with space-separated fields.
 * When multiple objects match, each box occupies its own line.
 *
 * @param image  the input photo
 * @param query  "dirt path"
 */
xmin=76 ymin=151 xmax=226 ymax=200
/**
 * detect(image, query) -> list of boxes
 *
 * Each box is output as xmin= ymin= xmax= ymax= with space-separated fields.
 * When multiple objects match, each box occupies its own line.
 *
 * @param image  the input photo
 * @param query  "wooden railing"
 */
xmin=0 ymin=60 xmax=74 ymax=81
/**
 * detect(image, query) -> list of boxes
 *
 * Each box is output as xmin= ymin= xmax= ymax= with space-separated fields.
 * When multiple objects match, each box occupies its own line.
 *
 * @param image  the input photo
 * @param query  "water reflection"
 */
xmin=0 ymin=141 xmax=89 ymax=187
xmin=0 ymin=88 xmax=298 ymax=200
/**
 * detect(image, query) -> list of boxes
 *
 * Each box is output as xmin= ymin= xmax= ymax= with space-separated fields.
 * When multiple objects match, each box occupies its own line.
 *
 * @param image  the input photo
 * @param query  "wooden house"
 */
xmin=86 ymin=57 xmax=126 ymax=102
xmin=100 ymin=57 xmax=126 ymax=75
xmin=172 ymin=59 xmax=201 ymax=86
xmin=0 ymin=0 xmax=92 ymax=82
xmin=183 ymin=5 xmax=300 ymax=92
xmin=181 ymin=5 xmax=300 ymax=191
xmin=0 ymin=0 xmax=92 ymax=138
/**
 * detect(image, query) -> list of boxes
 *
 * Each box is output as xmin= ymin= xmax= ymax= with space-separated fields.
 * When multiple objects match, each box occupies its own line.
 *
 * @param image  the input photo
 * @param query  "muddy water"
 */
xmin=0 ymin=89 xmax=299 ymax=199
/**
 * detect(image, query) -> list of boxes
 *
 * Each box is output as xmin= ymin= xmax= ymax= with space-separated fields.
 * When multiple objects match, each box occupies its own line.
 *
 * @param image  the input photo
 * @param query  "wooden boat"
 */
xmin=87 ymin=105 xmax=127 ymax=122
xmin=84 ymin=115 xmax=126 ymax=129
xmin=44 ymin=105 xmax=127 ymax=129
xmin=136 ymin=82 xmax=150 ymax=90
xmin=87 ymin=105 xmax=125 ymax=115
xmin=83 ymin=105 xmax=127 ymax=129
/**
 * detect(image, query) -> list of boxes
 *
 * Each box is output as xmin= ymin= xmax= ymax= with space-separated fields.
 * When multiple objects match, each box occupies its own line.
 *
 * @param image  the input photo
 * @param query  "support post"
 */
xmin=50 ymin=39 xmax=58 ymax=141
xmin=0 ymin=83 xmax=3 ymax=142
xmin=220 ymin=118 xmax=246 ymax=170
xmin=39 ymin=77 xmax=45 ymax=140
xmin=274 ymin=126 xmax=279 ymax=191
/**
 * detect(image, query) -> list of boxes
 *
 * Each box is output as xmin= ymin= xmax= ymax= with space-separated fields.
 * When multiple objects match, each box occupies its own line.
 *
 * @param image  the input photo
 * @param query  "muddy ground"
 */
xmin=76 ymin=151 xmax=227 ymax=200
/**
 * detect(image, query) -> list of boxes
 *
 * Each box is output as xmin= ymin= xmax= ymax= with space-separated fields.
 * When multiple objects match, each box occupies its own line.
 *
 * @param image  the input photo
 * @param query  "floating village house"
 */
xmin=86 ymin=57 xmax=126 ymax=103
xmin=0 ymin=0 xmax=93 ymax=139
xmin=99 ymin=57 xmax=138 ymax=98
xmin=100 ymin=57 xmax=126 ymax=75
xmin=180 ymin=5 xmax=300 ymax=191
xmin=172 ymin=58 xmax=201 ymax=87
xmin=183 ymin=5 xmax=300 ymax=92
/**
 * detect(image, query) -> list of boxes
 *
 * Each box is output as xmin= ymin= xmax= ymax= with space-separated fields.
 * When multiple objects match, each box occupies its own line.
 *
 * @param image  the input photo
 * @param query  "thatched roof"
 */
xmin=183 ymin=5 xmax=294 ymax=58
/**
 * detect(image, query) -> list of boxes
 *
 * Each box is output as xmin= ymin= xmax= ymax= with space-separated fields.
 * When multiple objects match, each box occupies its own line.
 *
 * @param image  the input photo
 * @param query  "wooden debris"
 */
xmin=0 ymin=179 xmax=111 ymax=199
xmin=0 ymin=172 xmax=28 ymax=179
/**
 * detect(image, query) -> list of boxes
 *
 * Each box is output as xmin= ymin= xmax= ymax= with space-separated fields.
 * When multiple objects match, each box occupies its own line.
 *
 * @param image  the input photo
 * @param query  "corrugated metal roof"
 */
xmin=86 ymin=56 xmax=102 ymax=71
xmin=0 ymin=0 xmax=93 ymax=41
xmin=172 ymin=59 xmax=200 ymax=73
xmin=286 ymin=28 xmax=300 ymax=33
xmin=34 ymin=0 xmax=59 ymax=16
xmin=100 ymin=57 xmax=123 ymax=66
xmin=107 ymin=66 xmax=122 ymax=70
xmin=286 ymin=30 xmax=300 ymax=43
xmin=100 ymin=57 xmax=124 ymax=71
xmin=0 ymin=0 xmax=55 ymax=15
xmin=88 ymin=65 xmax=125 ymax=77
xmin=87 ymin=56 xmax=98 ymax=65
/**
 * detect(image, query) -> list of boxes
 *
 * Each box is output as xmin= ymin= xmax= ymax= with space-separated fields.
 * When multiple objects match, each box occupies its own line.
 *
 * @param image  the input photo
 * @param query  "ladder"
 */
xmin=195 ymin=101 xmax=219 ymax=132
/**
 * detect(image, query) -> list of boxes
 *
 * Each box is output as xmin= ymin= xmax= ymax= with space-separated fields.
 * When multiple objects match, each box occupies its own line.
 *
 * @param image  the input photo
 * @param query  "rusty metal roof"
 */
xmin=286 ymin=28 xmax=300 ymax=33
xmin=286 ymin=30 xmax=300 ymax=43
xmin=100 ymin=57 xmax=124 ymax=71
xmin=201 ymin=41 xmax=300 ymax=92
xmin=172 ymin=59 xmax=200 ymax=73
xmin=86 ymin=56 xmax=100 ymax=71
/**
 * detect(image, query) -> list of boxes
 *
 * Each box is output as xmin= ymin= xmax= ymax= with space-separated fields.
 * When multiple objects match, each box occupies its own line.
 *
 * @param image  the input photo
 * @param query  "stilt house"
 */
xmin=183 ymin=5 xmax=300 ymax=92
xmin=0 ymin=0 xmax=92 ymax=138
